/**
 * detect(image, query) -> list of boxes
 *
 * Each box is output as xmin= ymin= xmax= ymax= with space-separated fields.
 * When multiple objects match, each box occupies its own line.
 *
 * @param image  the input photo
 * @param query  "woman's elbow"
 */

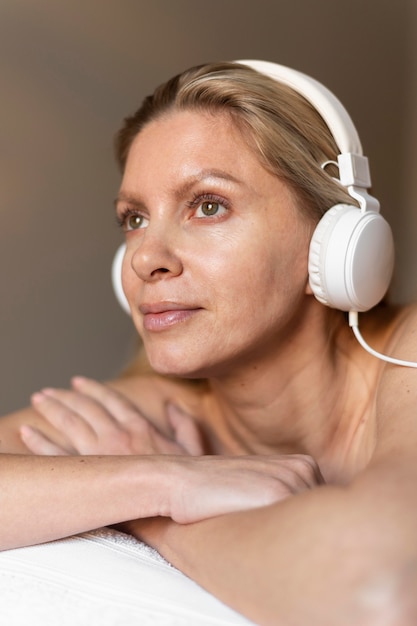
xmin=352 ymin=558 xmax=417 ymax=626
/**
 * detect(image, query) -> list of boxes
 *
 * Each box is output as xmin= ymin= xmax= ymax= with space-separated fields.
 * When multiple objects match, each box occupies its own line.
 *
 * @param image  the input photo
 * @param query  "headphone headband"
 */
xmin=236 ymin=60 xmax=362 ymax=155
xmin=236 ymin=60 xmax=375 ymax=207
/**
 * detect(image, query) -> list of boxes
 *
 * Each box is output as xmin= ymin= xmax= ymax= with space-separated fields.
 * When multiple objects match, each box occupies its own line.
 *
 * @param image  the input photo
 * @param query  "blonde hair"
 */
xmin=115 ymin=61 xmax=356 ymax=221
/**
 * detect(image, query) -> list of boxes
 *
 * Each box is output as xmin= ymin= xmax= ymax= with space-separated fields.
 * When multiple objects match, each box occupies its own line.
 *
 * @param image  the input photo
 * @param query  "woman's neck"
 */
xmin=202 ymin=306 xmax=379 ymax=482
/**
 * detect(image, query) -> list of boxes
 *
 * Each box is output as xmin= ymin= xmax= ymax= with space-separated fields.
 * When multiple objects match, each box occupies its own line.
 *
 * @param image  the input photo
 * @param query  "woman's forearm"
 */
xmin=0 ymin=452 xmax=299 ymax=551
xmin=0 ymin=454 xmax=170 ymax=550
xmin=130 ymin=465 xmax=417 ymax=626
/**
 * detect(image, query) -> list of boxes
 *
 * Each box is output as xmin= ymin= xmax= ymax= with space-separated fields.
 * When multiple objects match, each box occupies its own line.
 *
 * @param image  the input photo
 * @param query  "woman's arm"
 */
xmin=0 ymin=374 xmax=198 ymax=549
xmin=0 ymin=375 xmax=186 ymax=548
xmin=0 ymin=449 xmax=321 ymax=552
xmin=0 ymin=453 xmax=175 ymax=550
xmin=125 ymin=449 xmax=417 ymax=626
xmin=0 ymin=377 xmax=315 ymax=551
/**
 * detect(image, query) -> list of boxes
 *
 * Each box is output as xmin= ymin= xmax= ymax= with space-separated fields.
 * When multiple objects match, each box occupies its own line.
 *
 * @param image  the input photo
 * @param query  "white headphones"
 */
xmin=112 ymin=59 xmax=394 ymax=316
xmin=112 ymin=242 xmax=131 ymax=315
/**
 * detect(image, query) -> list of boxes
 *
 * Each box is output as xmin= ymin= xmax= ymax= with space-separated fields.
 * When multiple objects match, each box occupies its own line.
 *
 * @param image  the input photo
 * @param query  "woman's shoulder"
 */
xmin=374 ymin=302 xmax=417 ymax=356
xmin=359 ymin=302 xmax=417 ymax=355
xmin=390 ymin=301 xmax=417 ymax=334
xmin=369 ymin=302 xmax=417 ymax=459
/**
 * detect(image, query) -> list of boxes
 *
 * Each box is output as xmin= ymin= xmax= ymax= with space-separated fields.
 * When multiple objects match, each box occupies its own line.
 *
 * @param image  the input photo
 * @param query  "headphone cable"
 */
xmin=348 ymin=311 xmax=417 ymax=368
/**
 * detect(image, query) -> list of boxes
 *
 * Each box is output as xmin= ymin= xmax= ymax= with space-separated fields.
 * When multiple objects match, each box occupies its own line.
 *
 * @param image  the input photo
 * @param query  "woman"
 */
xmin=1 ymin=60 xmax=417 ymax=625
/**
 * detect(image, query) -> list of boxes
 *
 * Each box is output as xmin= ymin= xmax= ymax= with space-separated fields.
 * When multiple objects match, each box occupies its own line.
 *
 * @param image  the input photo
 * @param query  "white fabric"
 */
xmin=0 ymin=527 xmax=254 ymax=626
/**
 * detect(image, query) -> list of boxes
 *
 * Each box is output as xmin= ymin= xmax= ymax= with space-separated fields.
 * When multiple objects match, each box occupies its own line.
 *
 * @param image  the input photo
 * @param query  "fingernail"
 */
xmin=166 ymin=402 xmax=189 ymax=419
xmin=31 ymin=392 xmax=45 ymax=405
xmin=41 ymin=388 xmax=56 ymax=397
xmin=20 ymin=424 xmax=34 ymax=437
xmin=166 ymin=401 xmax=181 ymax=414
xmin=71 ymin=376 xmax=87 ymax=386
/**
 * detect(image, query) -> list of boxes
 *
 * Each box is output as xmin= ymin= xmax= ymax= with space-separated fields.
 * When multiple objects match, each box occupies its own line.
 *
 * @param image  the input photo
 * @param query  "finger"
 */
xmin=40 ymin=387 xmax=109 ymax=423
xmin=72 ymin=378 xmax=188 ymax=456
xmin=264 ymin=455 xmax=324 ymax=493
xmin=35 ymin=386 xmax=125 ymax=435
xmin=31 ymin=391 xmax=97 ymax=448
xmin=19 ymin=425 xmax=72 ymax=455
xmin=71 ymin=376 xmax=146 ymax=425
xmin=166 ymin=403 xmax=205 ymax=456
xmin=281 ymin=454 xmax=325 ymax=489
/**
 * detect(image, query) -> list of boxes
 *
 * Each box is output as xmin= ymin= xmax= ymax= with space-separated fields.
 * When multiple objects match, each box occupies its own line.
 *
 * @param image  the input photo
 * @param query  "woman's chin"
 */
xmin=146 ymin=352 xmax=214 ymax=380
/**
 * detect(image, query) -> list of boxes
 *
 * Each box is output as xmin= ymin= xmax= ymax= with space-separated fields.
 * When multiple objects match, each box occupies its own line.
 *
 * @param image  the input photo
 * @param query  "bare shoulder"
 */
xmin=372 ymin=303 xmax=417 ymax=458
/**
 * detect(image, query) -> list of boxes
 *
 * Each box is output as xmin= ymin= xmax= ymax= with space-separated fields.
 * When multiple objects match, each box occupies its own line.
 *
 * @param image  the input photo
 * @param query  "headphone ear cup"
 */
xmin=308 ymin=204 xmax=394 ymax=312
xmin=111 ymin=243 xmax=131 ymax=315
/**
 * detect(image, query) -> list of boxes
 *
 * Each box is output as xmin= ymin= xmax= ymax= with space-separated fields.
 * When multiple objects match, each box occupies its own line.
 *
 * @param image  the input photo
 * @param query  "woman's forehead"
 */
xmin=128 ymin=109 xmax=245 ymax=155
xmin=123 ymin=109 xmax=272 ymax=190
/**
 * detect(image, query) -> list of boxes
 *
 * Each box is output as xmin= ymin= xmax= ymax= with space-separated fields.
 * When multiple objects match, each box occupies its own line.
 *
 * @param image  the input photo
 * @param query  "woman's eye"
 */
xmin=195 ymin=201 xmax=227 ymax=218
xmin=124 ymin=213 xmax=148 ymax=231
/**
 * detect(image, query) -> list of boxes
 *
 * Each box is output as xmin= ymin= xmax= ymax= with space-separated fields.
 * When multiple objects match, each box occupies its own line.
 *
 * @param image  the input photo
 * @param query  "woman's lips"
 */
xmin=140 ymin=303 xmax=202 ymax=332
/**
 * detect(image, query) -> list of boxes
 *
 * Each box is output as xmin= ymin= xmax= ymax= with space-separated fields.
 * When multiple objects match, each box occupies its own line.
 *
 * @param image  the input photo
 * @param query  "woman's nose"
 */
xmin=130 ymin=226 xmax=183 ymax=282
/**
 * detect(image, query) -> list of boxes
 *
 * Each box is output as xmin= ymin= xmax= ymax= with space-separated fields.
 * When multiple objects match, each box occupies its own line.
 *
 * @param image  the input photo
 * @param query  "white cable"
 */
xmin=348 ymin=311 xmax=417 ymax=368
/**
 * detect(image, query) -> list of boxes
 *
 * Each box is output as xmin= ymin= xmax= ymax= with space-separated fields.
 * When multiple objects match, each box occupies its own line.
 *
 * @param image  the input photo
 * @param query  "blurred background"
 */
xmin=1 ymin=0 xmax=416 ymax=414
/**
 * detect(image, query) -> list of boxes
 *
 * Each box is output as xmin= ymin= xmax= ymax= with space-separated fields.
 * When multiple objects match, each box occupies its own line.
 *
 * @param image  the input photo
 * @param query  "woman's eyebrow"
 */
xmin=113 ymin=170 xmax=243 ymax=209
xmin=173 ymin=169 xmax=242 ymax=199
xmin=113 ymin=193 xmax=144 ymax=209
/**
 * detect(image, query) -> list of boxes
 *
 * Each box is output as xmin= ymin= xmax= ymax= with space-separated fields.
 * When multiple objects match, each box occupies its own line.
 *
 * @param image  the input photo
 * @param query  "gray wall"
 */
xmin=1 ymin=0 xmax=416 ymax=414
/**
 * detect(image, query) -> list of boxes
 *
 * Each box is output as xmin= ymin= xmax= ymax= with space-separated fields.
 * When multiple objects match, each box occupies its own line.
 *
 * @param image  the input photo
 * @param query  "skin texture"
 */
xmin=1 ymin=109 xmax=417 ymax=625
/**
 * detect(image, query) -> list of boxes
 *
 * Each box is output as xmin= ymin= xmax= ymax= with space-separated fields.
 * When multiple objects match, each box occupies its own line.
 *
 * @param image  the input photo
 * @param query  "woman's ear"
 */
xmin=305 ymin=275 xmax=314 ymax=296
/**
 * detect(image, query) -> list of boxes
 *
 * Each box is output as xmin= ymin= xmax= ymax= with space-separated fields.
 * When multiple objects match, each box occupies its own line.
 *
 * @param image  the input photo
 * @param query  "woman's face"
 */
xmin=116 ymin=110 xmax=314 ymax=377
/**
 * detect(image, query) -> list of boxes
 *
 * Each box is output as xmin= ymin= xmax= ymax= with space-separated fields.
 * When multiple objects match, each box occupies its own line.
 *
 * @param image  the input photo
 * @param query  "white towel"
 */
xmin=0 ymin=527 xmax=254 ymax=625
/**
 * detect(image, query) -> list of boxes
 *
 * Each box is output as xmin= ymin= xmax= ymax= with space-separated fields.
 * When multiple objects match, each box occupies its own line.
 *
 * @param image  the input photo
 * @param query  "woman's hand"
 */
xmin=114 ymin=453 xmax=324 ymax=559
xmin=118 ymin=453 xmax=324 ymax=525
xmin=165 ymin=453 xmax=324 ymax=523
xmin=20 ymin=376 xmax=204 ymax=457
